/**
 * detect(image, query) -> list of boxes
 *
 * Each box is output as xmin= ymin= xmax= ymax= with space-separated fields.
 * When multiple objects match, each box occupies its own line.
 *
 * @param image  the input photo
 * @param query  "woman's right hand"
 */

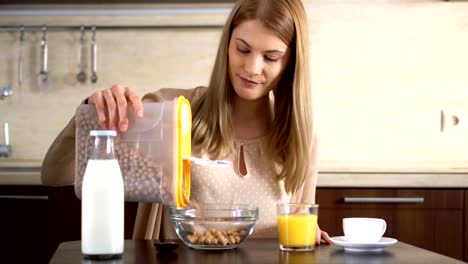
xmin=87 ymin=84 xmax=143 ymax=132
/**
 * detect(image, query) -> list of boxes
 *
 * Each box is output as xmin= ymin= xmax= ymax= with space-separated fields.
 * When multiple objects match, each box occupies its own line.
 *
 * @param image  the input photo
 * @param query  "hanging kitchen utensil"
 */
xmin=90 ymin=26 xmax=98 ymax=84
xmin=77 ymin=26 xmax=86 ymax=83
xmin=17 ymin=26 xmax=25 ymax=101
xmin=39 ymin=26 xmax=48 ymax=83
xmin=0 ymin=87 xmax=13 ymax=99
xmin=0 ymin=122 xmax=11 ymax=158
xmin=38 ymin=25 xmax=52 ymax=92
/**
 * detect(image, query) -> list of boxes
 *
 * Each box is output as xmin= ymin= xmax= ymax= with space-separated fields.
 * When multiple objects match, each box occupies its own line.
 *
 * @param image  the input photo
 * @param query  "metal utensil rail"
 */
xmin=0 ymin=24 xmax=223 ymax=32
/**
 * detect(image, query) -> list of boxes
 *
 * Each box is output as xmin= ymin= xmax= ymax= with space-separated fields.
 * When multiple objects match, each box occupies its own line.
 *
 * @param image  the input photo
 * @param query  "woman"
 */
xmin=42 ymin=0 xmax=331 ymax=244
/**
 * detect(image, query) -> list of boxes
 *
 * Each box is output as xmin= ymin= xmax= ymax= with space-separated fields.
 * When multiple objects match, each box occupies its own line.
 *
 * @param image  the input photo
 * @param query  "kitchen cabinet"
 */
xmin=465 ymin=190 xmax=468 ymax=261
xmin=316 ymin=188 xmax=466 ymax=262
xmin=47 ymin=186 xmax=139 ymax=260
xmin=0 ymin=185 xmax=138 ymax=263
xmin=0 ymin=185 xmax=54 ymax=264
xmin=51 ymin=187 xmax=468 ymax=261
xmin=2 ymin=185 xmax=466 ymax=262
xmin=47 ymin=185 xmax=139 ymax=244
xmin=310 ymin=1 xmax=468 ymax=173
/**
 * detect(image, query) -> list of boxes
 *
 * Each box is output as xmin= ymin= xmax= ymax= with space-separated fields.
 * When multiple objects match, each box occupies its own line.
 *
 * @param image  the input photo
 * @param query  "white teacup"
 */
xmin=343 ymin=217 xmax=386 ymax=243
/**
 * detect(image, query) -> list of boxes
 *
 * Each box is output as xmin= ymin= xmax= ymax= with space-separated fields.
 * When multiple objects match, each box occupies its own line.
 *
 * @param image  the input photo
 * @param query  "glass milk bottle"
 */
xmin=82 ymin=130 xmax=124 ymax=259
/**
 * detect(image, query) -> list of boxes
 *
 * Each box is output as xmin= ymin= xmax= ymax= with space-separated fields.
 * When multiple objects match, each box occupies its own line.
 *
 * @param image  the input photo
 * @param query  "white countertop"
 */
xmin=0 ymin=171 xmax=42 ymax=185
xmin=1 ymin=161 xmax=467 ymax=187
xmin=317 ymin=172 xmax=468 ymax=188
xmin=0 ymin=161 xmax=42 ymax=185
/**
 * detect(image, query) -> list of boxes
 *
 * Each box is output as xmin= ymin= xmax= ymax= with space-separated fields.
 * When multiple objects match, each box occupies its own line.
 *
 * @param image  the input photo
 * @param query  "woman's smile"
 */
xmin=239 ymin=76 xmax=261 ymax=87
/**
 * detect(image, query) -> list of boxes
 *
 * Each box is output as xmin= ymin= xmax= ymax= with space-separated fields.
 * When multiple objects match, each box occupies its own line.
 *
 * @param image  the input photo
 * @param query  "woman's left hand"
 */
xmin=316 ymin=225 xmax=331 ymax=245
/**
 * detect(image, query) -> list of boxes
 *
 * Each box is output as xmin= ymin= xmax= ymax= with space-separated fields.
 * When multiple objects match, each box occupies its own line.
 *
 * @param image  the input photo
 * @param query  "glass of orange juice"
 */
xmin=276 ymin=203 xmax=318 ymax=251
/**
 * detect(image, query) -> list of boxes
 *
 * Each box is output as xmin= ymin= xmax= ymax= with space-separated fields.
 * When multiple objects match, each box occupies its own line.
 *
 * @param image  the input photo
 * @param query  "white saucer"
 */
xmin=330 ymin=236 xmax=398 ymax=252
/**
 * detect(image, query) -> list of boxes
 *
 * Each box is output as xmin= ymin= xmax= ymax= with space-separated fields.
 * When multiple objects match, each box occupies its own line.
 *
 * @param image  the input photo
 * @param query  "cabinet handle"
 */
xmin=0 ymin=195 xmax=48 ymax=200
xmin=344 ymin=197 xmax=424 ymax=203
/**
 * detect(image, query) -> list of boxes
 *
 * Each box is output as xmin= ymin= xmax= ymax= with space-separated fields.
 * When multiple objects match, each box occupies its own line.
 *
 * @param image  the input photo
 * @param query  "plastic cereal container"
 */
xmin=75 ymin=96 xmax=192 ymax=208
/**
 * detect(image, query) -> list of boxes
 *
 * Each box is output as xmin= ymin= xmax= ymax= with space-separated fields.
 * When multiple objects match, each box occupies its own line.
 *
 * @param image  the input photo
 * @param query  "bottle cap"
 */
xmin=89 ymin=130 xmax=117 ymax=137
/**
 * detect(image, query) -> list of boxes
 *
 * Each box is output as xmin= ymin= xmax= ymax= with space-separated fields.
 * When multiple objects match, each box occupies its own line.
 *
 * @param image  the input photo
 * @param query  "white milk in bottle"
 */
xmin=82 ymin=130 xmax=124 ymax=259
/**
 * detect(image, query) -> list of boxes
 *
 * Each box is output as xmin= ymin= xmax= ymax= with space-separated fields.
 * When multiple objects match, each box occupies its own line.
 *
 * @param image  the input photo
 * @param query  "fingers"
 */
xmin=87 ymin=84 xmax=142 ymax=131
xmin=124 ymin=87 xmax=143 ymax=118
xmin=321 ymin=231 xmax=331 ymax=245
xmin=111 ymin=85 xmax=128 ymax=131
xmin=88 ymin=90 xmax=108 ymax=129
xmin=316 ymin=225 xmax=321 ymax=245
xmin=102 ymin=88 xmax=118 ymax=130
xmin=315 ymin=225 xmax=331 ymax=246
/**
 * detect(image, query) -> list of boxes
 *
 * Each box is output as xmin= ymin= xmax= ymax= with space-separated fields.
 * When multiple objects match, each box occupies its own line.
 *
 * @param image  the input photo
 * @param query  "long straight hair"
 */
xmin=191 ymin=0 xmax=315 ymax=194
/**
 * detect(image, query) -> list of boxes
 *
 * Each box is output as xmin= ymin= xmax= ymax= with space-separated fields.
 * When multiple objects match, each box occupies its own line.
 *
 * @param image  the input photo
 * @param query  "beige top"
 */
xmin=41 ymin=87 xmax=318 ymax=240
xmin=189 ymin=136 xmax=291 ymax=238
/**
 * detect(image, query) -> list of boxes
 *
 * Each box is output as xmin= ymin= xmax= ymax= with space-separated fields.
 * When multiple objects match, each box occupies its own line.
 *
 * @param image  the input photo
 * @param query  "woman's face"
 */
xmin=228 ymin=19 xmax=291 ymax=101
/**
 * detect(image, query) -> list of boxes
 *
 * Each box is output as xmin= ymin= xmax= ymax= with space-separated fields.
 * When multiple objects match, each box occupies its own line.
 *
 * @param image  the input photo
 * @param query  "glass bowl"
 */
xmin=169 ymin=204 xmax=259 ymax=250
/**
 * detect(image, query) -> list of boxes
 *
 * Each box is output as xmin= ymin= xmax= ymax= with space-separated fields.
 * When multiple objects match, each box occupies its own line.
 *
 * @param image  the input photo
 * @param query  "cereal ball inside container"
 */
xmin=169 ymin=204 xmax=259 ymax=250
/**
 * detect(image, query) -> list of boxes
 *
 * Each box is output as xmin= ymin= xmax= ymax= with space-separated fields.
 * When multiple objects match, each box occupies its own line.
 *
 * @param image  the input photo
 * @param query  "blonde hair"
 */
xmin=192 ymin=0 xmax=315 ymax=194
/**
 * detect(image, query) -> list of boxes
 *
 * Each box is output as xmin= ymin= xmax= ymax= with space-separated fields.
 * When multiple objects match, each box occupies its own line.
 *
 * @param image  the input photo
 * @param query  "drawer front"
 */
xmin=316 ymin=188 xmax=464 ymax=209
xmin=316 ymin=188 xmax=465 ymax=261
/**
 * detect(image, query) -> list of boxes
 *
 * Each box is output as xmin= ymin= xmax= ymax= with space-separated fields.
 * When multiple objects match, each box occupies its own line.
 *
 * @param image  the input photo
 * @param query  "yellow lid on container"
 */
xmin=175 ymin=96 xmax=192 ymax=208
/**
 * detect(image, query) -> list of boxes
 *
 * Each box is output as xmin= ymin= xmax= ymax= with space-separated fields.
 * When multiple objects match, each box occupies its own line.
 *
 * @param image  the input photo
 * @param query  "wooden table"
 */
xmin=49 ymin=239 xmax=465 ymax=264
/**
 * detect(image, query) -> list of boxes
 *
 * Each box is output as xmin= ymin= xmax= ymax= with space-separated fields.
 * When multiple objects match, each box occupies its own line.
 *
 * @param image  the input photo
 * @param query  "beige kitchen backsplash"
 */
xmin=0 ymin=0 xmax=467 ymax=171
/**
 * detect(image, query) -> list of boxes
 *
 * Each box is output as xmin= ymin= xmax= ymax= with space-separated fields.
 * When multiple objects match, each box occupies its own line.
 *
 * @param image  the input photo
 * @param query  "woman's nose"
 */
xmin=244 ymin=55 xmax=263 ymax=75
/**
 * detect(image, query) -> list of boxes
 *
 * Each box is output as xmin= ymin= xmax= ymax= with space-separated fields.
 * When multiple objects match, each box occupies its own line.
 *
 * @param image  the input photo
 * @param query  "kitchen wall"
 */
xmin=1 ymin=0 xmax=467 ymax=171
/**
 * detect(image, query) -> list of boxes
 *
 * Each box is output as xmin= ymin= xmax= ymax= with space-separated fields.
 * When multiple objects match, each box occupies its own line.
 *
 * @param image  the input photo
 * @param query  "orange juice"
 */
xmin=277 ymin=214 xmax=317 ymax=247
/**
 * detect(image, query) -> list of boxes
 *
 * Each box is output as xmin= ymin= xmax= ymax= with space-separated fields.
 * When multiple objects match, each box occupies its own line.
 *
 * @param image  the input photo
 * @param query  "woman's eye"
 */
xmin=264 ymin=56 xmax=279 ymax=62
xmin=237 ymin=48 xmax=250 ymax=54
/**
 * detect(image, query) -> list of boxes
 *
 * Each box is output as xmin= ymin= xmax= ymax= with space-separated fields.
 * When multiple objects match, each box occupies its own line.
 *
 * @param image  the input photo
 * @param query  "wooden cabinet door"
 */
xmin=311 ymin=2 xmax=468 ymax=172
xmin=316 ymin=188 xmax=465 ymax=261
xmin=0 ymin=185 xmax=54 ymax=264
xmin=48 ymin=186 xmax=139 ymax=244
xmin=465 ymin=190 xmax=468 ymax=262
